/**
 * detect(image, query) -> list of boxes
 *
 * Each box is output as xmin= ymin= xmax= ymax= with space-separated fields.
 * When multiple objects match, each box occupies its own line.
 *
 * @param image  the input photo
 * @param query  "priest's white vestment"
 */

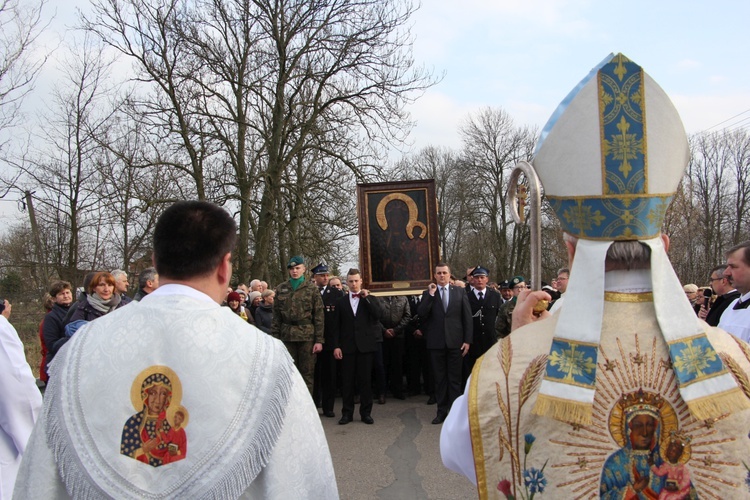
xmin=14 ymin=285 xmax=338 ymax=499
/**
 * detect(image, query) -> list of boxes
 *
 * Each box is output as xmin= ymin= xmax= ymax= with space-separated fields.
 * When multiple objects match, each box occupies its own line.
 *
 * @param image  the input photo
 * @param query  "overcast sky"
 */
xmin=3 ymin=0 xmax=749 ymax=227
xmin=405 ymin=0 xmax=750 ymax=152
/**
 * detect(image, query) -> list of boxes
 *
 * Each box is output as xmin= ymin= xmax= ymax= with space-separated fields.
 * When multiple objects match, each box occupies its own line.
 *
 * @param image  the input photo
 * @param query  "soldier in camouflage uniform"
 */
xmin=495 ymin=276 xmax=526 ymax=338
xmin=271 ymin=256 xmax=325 ymax=395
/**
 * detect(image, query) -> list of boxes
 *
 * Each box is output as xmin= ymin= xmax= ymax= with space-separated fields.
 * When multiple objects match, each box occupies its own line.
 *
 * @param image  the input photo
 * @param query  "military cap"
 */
xmin=499 ymin=280 xmax=510 ymax=289
xmin=471 ymin=266 xmax=489 ymax=277
xmin=510 ymin=276 xmax=525 ymax=287
xmin=287 ymin=256 xmax=304 ymax=268
xmin=311 ymin=263 xmax=329 ymax=275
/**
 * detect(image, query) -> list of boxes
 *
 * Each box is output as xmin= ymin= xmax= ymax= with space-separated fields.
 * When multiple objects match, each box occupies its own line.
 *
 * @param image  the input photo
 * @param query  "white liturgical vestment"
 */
xmin=441 ymin=271 xmax=750 ymax=499
xmin=14 ymin=285 xmax=338 ymax=499
xmin=718 ymin=291 xmax=750 ymax=343
xmin=1 ymin=314 xmax=42 ymax=499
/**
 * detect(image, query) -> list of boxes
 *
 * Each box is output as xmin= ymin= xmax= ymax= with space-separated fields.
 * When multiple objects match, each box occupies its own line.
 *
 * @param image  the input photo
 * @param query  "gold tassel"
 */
xmin=686 ymin=387 xmax=750 ymax=420
xmin=532 ymin=394 xmax=593 ymax=425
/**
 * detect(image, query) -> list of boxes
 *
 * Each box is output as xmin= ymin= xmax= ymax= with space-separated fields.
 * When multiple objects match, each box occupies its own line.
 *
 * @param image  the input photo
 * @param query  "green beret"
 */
xmin=510 ymin=276 xmax=525 ymax=286
xmin=287 ymin=256 xmax=304 ymax=268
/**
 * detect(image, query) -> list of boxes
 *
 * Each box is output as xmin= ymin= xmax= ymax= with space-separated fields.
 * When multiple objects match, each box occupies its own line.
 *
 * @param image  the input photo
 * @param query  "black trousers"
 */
xmin=383 ymin=336 xmax=404 ymax=396
xmin=429 ymin=348 xmax=463 ymax=417
xmin=341 ymin=350 xmax=374 ymax=418
xmin=316 ymin=350 xmax=337 ymax=413
xmin=405 ymin=334 xmax=433 ymax=396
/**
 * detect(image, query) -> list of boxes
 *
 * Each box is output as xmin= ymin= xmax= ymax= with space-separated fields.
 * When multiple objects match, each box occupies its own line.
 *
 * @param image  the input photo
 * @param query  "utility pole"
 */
xmin=25 ymin=190 xmax=48 ymax=283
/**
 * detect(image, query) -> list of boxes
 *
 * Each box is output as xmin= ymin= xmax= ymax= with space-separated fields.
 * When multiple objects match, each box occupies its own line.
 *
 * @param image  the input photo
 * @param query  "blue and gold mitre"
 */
xmin=533 ymin=53 xmax=690 ymax=241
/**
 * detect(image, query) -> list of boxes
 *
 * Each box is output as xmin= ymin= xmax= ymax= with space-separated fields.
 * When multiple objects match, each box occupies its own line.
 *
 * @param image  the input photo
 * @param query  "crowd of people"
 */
xmin=28 ymin=251 xmax=749 ymax=429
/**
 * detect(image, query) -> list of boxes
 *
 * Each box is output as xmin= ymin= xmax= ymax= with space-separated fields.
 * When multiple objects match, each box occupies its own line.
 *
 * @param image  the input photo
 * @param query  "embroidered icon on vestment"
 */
xmin=120 ymin=365 xmax=189 ymax=467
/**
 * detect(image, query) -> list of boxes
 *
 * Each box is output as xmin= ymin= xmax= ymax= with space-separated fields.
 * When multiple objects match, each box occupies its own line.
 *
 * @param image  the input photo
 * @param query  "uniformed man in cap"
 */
xmin=464 ymin=265 xmax=502 ymax=383
xmin=498 ymin=280 xmax=513 ymax=303
xmin=495 ymin=276 xmax=526 ymax=338
xmin=311 ymin=263 xmax=345 ymax=416
xmin=272 ymin=256 xmax=325 ymax=396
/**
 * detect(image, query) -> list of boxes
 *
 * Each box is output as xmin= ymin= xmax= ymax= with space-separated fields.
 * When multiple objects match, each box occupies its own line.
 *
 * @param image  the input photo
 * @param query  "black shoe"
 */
xmin=426 ymin=396 xmax=436 ymax=405
xmin=432 ymin=414 xmax=446 ymax=425
xmin=323 ymin=410 xmax=335 ymax=418
xmin=361 ymin=415 xmax=374 ymax=424
xmin=392 ymin=392 xmax=405 ymax=400
xmin=339 ymin=415 xmax=352 ymax=425
xmin=377 ymin=394 xmax=386 ymax=405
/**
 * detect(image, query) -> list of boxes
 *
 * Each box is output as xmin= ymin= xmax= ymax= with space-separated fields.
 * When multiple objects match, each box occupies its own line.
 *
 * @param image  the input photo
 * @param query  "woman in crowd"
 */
xmin=42 ymin=280 xmax=74 ymax=369
xmin=69 ymin=271 xmax=124 ymax=322
xmin=226 ymin=291 xmax=252 ymax=323
xmin=37 ymin=294 xmax=54 ymax=384
xmin=247 ymin=291 xmax=262 ymax=318
xmin=254 ymin=290 xmax=274 ymax=334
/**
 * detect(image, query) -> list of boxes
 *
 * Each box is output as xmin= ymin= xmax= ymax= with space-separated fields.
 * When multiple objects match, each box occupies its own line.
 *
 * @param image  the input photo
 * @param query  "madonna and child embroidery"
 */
xmin=120 ymin=365 xmax=189 ymax=467
xmin=477 ymin=333 xmax=748 ymax=499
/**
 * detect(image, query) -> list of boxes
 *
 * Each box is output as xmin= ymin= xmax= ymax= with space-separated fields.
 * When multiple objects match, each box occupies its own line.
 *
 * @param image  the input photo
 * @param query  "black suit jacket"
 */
xmin=417 ymin=284 xmax=473 ymax=350
xmin=333 ymin=293 xmax=384 ymax=354
xmin=706 ymin=290 xmax=741 ymax=327
xmin=321 ymin=286 xmax=345 ymax=351
xmin=467 ymin=287 xmax=502 ymax=338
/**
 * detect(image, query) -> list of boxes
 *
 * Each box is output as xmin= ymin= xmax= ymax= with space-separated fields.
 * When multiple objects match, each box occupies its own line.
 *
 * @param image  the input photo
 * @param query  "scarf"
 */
xmin=87 ymin=292 xmax=122 ymax=314
xmin=289 ymin=276 xmax=305 ymax=291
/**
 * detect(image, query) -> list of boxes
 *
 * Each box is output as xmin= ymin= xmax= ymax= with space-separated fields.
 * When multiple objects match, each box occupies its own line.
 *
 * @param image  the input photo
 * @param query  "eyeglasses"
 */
xmin=513 ymin=285 xmax=530 ymax=290
xmin=708 ymin=277 xmax=724 ymax=282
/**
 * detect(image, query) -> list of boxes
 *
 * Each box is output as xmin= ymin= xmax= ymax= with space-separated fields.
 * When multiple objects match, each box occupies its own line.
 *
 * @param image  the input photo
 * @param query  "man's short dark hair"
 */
xmin=435 ymin=262 xmax=450 ymax=271
xmin=710 ymin=264 xmax=728 ymax=277
xmin=154 ymin=201 xmax=237 ymax=279
xmin=726 ymin=241 xmax=750 ymax=266
xmin=347 ymin=268 xmax=361 ymax=277
xmin=138 ymin=267 xmax=158 ymax=289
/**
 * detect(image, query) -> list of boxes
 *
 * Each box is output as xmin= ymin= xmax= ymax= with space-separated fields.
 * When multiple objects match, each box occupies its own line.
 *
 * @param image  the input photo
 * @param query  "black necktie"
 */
xmin=478 ymin=291 xmax=484 ymax=301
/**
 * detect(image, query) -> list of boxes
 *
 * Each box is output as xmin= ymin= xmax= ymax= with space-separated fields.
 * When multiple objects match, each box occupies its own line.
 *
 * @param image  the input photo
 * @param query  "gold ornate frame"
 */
xmin=357 ymin=180 xmax=439 ymax=295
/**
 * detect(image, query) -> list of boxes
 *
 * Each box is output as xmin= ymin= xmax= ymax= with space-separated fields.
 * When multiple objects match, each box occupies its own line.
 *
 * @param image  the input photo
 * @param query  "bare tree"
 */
xmin=0 ymin=0 xmax=48 ymax=140
xmin=11 ymin=34 xmax=113 ymax=283
xmin=666 ymin=129 xmax=750 ymax=284
xmin=82 ymin=0 xmax=435 ymax=282
xmin=459 ymin=107 xmax=537 ymax=278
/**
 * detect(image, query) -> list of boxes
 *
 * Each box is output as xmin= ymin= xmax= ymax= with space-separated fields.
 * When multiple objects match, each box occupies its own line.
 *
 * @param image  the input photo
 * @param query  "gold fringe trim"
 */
xmin=532 ymin=393 xmax=593 ymax=425
xmin=468 ymin=356 xmax=487 ymax=500
xmin=685 ymin=387 xmax=750 ymax=420
xmin=604 ymin=291 xmax=653 ymax=303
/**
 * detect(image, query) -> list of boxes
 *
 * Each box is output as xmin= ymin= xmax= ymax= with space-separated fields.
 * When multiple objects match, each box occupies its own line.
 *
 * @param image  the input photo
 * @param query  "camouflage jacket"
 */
xmin=271 ymin=279 xmax=325 ymax=344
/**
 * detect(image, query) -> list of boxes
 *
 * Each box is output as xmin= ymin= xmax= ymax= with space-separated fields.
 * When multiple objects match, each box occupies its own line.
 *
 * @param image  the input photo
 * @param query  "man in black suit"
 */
xmin=417 ymin=262 xmax=473 ymax=424
xmin=333 ymin=268 xmax=384 ymax=425
xmin=464 ymin=265 xmax=502 ymax=385
xmin=311 ymin=263 xmax=345 ymax=418
xmin=700 ymin=264 xmax=741 ymax=326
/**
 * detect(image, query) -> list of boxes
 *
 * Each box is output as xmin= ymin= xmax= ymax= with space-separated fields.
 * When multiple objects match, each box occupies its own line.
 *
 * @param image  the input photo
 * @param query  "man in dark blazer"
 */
xmin=417 ymin=262 xmax=473 ymax=424
xmin=311 ymin=263 xmax=345 ymax=418
xmin=333 ymin=268 xmax=384 ymax=425
xmin=464 ymin=265 xmax=502 ymax=385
